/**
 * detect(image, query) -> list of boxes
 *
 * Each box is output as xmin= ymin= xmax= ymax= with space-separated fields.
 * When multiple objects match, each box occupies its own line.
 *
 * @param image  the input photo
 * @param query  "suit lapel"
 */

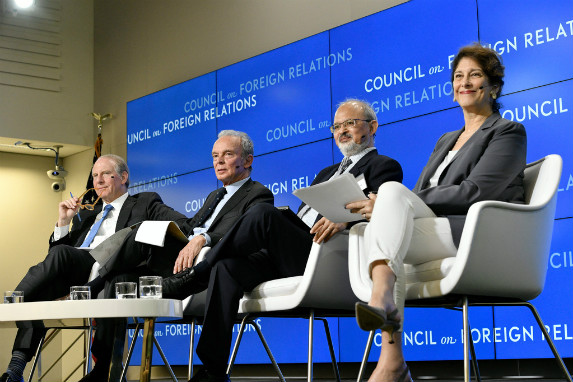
xmin=416 ymin=131 xmax=460 ymax=191
xmin=115 ymin=195 xmax=135 ymax=230
xmin=417 ymin=113 xmax=501 ymax=190
xmin=209 ymin=179 xmax=252 ymax=227
xmin=349 ymin=149 xmax=377 ymax=177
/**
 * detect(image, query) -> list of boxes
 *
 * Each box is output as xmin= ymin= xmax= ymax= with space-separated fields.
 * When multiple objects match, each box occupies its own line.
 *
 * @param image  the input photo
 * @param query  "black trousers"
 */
xmin=12 ymin=230 xmax=184 ymax=363
xmin=196 ymin=203 xmax=313 ymax=373
xmin=13 ymin=245 xmax=95 ymax=360
xmin=91 ymin=229 xmax=186 ymax=363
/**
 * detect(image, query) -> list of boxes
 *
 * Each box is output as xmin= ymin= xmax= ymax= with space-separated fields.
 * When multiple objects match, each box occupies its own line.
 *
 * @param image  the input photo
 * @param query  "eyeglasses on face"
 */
xmin=329 ymin=119 xmax=372 ymax=133
xmin=76 ymin=188 xmax=101 ymax=210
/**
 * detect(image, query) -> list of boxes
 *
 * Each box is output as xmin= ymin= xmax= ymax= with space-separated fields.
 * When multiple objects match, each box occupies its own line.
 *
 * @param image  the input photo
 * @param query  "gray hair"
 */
xmin=99 ymin=154 xmax=130 ymax=187
xmin=218 ymin=130 xmax=254 ymax=160
xmin=336 ymin=99 xmax=378 ymax=121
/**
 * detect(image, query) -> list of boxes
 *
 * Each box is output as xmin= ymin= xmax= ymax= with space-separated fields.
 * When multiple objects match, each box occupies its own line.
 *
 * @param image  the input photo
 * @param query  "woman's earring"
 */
xmin=491 ymin=91 xmax=497 ymax=100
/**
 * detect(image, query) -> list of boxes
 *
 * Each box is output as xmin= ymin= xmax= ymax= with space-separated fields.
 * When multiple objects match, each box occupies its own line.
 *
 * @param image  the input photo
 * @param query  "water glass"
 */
xmin=115 ymin=282 xmax=137 ymax=299
xmin=70 ymin=286 xmax=91 ymax=300
xmin=139 ymin=276 xmax=162 ymax=299
xmin=4 ymin=291 xmax=24 ymax=303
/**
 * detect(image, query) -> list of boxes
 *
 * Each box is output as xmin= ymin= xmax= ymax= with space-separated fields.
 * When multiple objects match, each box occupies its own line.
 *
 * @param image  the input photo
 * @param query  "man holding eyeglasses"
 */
xmin=162 ymin=99 xmax=403 ymax=382
xmin=1 ymin=154 xmax=190 ymax=382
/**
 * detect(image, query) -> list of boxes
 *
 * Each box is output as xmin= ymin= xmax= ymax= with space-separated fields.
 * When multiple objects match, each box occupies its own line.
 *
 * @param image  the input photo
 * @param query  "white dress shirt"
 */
xmin=190 ymin=177 xmax=250 ymax=246
xmin=53 ymin=192 xmax=129 ymax=250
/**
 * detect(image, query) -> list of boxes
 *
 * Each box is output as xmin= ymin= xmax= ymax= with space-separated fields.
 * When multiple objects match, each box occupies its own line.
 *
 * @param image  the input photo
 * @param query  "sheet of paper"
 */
xmin=292 ymin=173 xmax=367 ymax=223
xmin=135 ymin=221 xmax=188 ymax=247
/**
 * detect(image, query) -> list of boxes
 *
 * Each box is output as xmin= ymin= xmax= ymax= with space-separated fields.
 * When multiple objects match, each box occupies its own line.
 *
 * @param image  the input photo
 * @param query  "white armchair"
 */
xmin=348 ymin=154 xmax=571 ymax=382
xmin=227 ymin=231 xmax=358 ymax=382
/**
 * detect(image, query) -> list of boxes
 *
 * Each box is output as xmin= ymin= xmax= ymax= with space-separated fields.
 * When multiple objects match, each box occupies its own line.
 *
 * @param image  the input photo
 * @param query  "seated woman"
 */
xmin=346 ymin=43 xmax=527 ymax=382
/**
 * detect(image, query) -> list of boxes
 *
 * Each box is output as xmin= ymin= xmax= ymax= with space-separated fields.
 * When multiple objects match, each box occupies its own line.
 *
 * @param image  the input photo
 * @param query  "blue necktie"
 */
xmin=80 ymin=204 xmax=114 ymax=248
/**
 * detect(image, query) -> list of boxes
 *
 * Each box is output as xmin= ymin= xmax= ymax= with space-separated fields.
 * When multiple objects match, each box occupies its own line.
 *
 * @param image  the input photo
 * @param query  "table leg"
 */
xmin=140 ymin=318 xmax=155 ymax=382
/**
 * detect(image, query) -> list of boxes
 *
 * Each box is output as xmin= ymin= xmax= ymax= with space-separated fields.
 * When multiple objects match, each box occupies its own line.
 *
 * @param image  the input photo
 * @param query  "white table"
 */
xmin=0 ymin=299 xmax=183 ymax=382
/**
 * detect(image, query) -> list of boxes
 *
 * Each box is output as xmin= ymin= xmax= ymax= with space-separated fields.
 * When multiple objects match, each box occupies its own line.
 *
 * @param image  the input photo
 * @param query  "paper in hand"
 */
xmin=292 ymin=173 xmax=367 ymax=223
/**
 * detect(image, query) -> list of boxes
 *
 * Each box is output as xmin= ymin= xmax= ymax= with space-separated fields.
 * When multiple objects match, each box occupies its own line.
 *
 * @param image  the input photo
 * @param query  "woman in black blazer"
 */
xmin=346 ymin=44 xmax=527 ymax=382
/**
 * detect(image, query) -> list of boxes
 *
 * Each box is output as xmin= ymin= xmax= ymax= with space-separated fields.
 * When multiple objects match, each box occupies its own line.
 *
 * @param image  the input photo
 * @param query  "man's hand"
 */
xmin=346 ymin=192 xmax=377 ymax=221
xmin=173 ymin=235 xmax=206 ymax=273
xmin=58 ymin=196 xmax=80 ymax=227
xmin=310 ymin=217 xmax=348 ymax=244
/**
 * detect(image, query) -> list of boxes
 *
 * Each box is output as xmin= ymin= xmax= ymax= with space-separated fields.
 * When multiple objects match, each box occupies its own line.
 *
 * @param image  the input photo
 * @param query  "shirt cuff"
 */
xmin=200 ymin=233 xmax=212 ymax=247
xmin=53 ymin=224 xmax=70 ymax=242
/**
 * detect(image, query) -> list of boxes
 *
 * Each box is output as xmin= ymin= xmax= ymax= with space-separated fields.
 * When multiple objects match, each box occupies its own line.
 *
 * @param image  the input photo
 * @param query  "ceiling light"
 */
xmin=13 ymin=0 xmax=34 ymax=9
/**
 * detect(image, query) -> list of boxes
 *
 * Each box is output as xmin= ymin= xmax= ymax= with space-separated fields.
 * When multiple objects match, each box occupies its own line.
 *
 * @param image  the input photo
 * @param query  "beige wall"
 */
xmin=0 ymin=0 xmax=95 ymax=148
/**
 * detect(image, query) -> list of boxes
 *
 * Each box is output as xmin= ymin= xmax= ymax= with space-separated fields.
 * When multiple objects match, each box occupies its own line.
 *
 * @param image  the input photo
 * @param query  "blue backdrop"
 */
xmin=126 ymin=0 xmax=573 ymax=365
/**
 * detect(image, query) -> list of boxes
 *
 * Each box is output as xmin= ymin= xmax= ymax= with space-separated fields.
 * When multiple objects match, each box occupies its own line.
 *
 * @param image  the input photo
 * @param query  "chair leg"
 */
xmin=317 ymin=318 xmax=341 ymax=382
xmin=356 ymin=330 xmax=375 ymax=382
xmin=120 ymin=321 xmax=141 ymax=382
xmin=308 ymin=310 xmax=314 ymax=382
xmin=27 ymin=334 xmax=45 ymax=382
xmin=468 ymin=326 xmax=481 ymax=382
xmin=250 ymin=319 xmax=286 ymax=382
xmin=85 ymin=321 xmax=94 ymax=375
xmin=188 ymin=319 xmax=196 ymax=380
xmin=524 ymin=302 xmax=573 ymax=382
xmin=226 ymin=315 xmax=250 ymax=376
xmin=462 ymin=296 xmax=471 ymax=382
xmin=152 ymin=336 xmax=178 ymax=382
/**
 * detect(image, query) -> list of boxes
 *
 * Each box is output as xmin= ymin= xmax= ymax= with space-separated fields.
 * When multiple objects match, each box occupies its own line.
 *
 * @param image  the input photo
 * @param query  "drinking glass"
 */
xmin=139 ymin=276 xmax=162 ymax=299
xmin=70 ymin=286 xmax=91 ymax=300
xmin=115 ymin=282 xmax=137 ymax=299
xmin=4 ymin=291 xmax=24 ymax=303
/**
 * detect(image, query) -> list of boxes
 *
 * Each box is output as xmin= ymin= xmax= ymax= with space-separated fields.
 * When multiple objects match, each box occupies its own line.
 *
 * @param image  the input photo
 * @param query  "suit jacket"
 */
xmin=413 ymin=112 xmax=527 ymax=245
xmin=49 ymin=192 xmax=187 ymax=248
xmin=179 ymin=178 xmax=274 ymax=247
xmin=297 ymin=149 xmax=403 ymax=224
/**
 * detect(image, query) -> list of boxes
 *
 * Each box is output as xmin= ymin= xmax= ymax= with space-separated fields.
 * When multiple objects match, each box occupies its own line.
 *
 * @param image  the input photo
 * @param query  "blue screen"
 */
xmin=216 ymin=32 xmax=333 ymax=155
xmin=126 ymin=0 xmax=573 ymax=365
xmin=330 ymin=0 xmax=478 ymax=124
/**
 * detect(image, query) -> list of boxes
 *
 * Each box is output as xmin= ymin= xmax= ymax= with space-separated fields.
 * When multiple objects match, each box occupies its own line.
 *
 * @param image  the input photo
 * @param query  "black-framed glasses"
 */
xmin=77 ymin=188 xmax=101 ymax=210
xmin=329 ymin=119 xmax=372 ymax=133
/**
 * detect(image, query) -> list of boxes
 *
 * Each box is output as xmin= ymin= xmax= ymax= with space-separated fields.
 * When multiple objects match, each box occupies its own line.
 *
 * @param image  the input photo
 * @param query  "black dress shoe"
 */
xmin=77 ymin=362 xmax=109 ymax=382
xmin=189 ymin=367 xmax=230 ymax=382
xmin=0 ymin=373 xmax=23 ymax=382
xmin=162 ymin=265 xmax=210 ymax=299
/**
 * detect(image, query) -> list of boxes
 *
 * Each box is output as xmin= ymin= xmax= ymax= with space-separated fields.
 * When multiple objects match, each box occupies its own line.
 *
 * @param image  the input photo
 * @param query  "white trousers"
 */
xmin=364 ymin=182 xmax=458 ymax=321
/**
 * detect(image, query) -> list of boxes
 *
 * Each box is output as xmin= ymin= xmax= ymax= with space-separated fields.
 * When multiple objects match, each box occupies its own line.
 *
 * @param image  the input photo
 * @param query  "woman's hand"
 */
xmin=346 ymin=192 xmax=377 ymax=221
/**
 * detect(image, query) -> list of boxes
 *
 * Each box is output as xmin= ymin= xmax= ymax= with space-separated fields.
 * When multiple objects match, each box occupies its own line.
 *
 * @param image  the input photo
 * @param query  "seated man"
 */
xmin=162 ymin=99 xmax=404 ymax=382
xmin=1 ymin=130 xmax=273 ymax=382
xmin=0 ymin=153 xmax=187 ymax=382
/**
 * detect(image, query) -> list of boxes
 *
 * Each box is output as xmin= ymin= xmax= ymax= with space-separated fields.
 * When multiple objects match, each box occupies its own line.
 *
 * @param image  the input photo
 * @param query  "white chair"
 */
xmin=348 ymin=154 xmax=571 ymax=382
xmin=228 ymin=231 xmax=358 ymax=382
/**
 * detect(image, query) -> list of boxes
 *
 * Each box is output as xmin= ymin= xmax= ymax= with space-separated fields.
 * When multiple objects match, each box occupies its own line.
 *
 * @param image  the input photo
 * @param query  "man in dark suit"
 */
xmin=1 ymin=129 xmax=273 ymax=382
xmin=162 ymin=99 xmax=403 ymax=382
xmin=0 ymin=153 xmax=188 ymax=382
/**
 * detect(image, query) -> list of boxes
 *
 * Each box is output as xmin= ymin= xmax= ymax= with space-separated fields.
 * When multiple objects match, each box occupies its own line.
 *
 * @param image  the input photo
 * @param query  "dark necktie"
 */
xmin=338 ymin=157 xmax=353 ymax=175
xmin=197 ymin=187 xmax=227 ymax=226
xmin=80 ymin=204 xmax=114 ymax=248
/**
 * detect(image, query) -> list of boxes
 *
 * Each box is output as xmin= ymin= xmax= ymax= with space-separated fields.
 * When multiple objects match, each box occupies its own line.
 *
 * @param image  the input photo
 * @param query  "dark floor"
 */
xmin=138 ymin=359 xmax=573 ymax=381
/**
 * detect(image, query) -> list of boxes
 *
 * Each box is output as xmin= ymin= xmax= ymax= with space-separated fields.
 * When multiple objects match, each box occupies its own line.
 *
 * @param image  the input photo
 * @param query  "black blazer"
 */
xmin=179 ymin=178 xmax=274 ymax=246
xmin=414 ymin=112 xmax=527 ymax=245
xmin=297 ymin=149 xmax=403 ymax=223
xmin=49 ymin=192 xmax=187 ymax=248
